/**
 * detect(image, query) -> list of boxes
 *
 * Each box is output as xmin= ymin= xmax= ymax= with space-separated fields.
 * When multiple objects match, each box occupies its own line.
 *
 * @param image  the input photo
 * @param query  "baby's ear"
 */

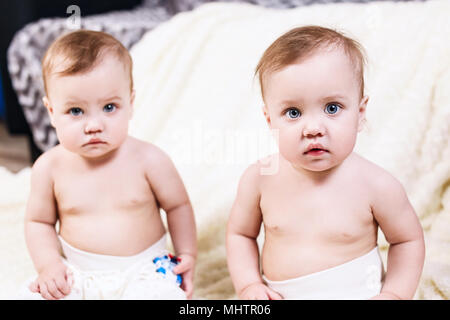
xmin=357 ymin=95 xmax=369 ymax=132
xmin=43 ymin=96 xmax=56 ymax=127
xmin=262 ymin=105 xmax=271 ymax=128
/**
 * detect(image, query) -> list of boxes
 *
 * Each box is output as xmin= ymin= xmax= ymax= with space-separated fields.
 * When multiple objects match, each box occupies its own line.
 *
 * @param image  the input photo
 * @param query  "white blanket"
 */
xmin=1 ymin=0 xmax=449 ymax=299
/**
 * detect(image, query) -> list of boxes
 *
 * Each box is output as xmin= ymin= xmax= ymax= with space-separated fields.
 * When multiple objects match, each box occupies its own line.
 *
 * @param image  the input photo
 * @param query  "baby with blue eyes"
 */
xmin=226 ymin=26 xmax=425 ymax=300
xmin=19 ymin=30 xmax=197 ymax=300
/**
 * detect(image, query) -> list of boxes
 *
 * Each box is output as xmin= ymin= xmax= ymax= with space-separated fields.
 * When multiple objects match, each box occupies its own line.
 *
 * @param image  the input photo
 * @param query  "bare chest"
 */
xmin=53 ymin=165 xmax=155 ymax=215
xmin=260 ymin=179 xmax=376 ymax=244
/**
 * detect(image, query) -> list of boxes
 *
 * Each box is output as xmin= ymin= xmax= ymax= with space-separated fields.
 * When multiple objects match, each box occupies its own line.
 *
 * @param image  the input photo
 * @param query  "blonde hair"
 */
xmin=42 ymin=30 xmax=133 ymax=95
xmin=255 ymin=25 xmax=366 ymax=100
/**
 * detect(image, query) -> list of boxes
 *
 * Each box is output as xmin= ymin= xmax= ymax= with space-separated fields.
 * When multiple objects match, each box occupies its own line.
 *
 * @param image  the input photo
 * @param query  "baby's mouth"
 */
xmin=304 ymin=146 xmax=329 ymax=156
xmin=83 ymin=138 xmax=107 ymax=147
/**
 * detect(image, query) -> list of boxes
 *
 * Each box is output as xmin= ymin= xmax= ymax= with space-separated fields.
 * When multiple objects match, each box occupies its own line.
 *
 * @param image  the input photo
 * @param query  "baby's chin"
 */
xmin=297 ymin=162 xmax=337 ymax=172
xmin=62 ymin=144 xmax=118 ymax=161
xmin=288 ymin=156 xmax=344 ymax=173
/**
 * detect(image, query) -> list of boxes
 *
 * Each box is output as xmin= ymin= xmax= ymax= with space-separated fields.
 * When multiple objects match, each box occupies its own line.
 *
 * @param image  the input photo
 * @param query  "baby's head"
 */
xmin=256 ymin=26 xmax=368 ymax=173
xmin=42 ymin=30 xmax=134 ymax=159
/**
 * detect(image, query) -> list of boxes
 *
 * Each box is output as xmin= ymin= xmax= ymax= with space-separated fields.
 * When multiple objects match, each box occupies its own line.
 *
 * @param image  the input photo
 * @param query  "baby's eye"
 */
xmin=103 ymin=103 xmax=116 ymax=113
xmin=285 ymin=108 xmax=301 ymax=119
xmin=69 ymin=107 xmax=83 ymax=116
xmin=325 ymin=103 xmax=341 ymax=115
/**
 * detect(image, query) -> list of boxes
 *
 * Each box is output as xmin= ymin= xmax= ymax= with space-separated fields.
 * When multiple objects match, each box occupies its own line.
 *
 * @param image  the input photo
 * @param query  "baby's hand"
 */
xmin=239 ymin=282 xmax=283 ymax=300
xmin=173 ymin=254 xmax=196 ymax=299
xmin=29 ymin=261 xmax=73 ymax=300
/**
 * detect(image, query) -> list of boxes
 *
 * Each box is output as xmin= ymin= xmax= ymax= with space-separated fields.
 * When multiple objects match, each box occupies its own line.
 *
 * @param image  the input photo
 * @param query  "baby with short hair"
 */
xmin=226 ymin=26 xmax=425 ymax=300
xmin=18 ymin=30 xmax=197 ymax=300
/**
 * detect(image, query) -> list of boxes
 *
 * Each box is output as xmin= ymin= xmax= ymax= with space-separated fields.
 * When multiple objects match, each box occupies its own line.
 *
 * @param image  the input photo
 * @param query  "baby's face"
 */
xmin=44 ymin=54 xmax=134 ymax=159
xmin=263 ymin=47 xmax=368 ymax=173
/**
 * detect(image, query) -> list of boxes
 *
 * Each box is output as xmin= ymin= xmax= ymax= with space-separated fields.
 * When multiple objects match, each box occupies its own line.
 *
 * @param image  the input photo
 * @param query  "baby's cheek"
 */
xmin=334 ymin=127 xmax=358 ymax=157
xmin=56 ymin=126 xmax=80 ymax=151
xmin=277 ymin=132 xmax=299 ymax=161
xmin=110 ymin=118 xmax=129 ymax=143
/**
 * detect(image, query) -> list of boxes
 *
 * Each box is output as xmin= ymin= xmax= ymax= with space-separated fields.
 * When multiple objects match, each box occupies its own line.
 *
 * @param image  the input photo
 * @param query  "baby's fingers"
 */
xmin=249 ymin=291 xmax=270 ymax=300
xmin=181 ymin=276 xmax=194 ymax=299
xmin=55 ymin=274 xmax=71 ymax=296
xmin=28 ymin=280 xmax=39 ymax=293
xmin=267 ymin=288 xmax=283 ymax=300
xmin=173 ymin=260 xmax=191 ymax=275
xmin=38 ymin=282 xmax=55 ymax=300
xmin=47 ymin=279 xmax=67 ymax=300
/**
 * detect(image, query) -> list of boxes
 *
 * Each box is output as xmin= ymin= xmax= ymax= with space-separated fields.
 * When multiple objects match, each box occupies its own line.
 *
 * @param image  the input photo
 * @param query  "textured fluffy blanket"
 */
xmin=1 ymin=0 xmax=449 ymax=299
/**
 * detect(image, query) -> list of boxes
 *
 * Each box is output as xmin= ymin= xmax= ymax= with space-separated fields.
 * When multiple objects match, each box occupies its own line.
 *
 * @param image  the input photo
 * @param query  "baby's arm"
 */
xmin=144 ymin=146 xmax=197 ymax=298
xmin=24 ymin=154 xmax=71 ymax=300
xmin=371 ymin=171 xmax=425 ymax=300
xmin=226 ymin=164 xmax=282 ymax=300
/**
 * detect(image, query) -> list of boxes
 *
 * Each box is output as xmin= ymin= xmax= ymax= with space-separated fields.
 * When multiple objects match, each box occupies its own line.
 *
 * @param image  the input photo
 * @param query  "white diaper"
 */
xmin=17 ymin=234 xmax=186 ymax=300
xmin=263 ymin=246 xmax=385 ymax=300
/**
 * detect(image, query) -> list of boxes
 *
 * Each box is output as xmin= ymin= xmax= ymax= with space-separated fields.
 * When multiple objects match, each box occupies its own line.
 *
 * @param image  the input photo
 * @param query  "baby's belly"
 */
xmin=262 ymin=234 xmax=377 ymax=281
xmin=59 ymin=208 xmax=166 ymax=256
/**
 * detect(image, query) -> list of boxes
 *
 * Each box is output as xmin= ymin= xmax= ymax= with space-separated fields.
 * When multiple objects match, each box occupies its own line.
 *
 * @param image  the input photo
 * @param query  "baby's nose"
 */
xmin=84 ymin=119 xmax=103 ymax=134
xmin=302 ymin=120 xmax=325 ymax=137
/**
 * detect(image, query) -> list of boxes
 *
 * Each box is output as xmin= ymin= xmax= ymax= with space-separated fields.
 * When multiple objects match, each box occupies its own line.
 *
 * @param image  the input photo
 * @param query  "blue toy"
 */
xmin=153 ymin=254 xmax=182 ymax=286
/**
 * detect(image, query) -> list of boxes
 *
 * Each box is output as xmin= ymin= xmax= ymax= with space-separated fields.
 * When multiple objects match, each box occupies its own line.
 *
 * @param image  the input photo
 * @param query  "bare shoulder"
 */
xmin=355 ymin=154 xmax=422 ymax=247
xmin=352 ymin=153 xmax=407 ymax=200
xmin=31 ymin=145 xmax=65 ymax=179
xmin=126 ymin=137 xmax=177 ymax=183
xmin=240 ymin=159 xmax=266 ymax=187
xmin=228 ymin=159 xmax=266 ymax=233
xmin=27 ymin=146 xmax=65 ymax=208
xmin=127 ymin=136 xmax=172 ymax=165
xmin=26 ymin=146 xmax=63 ymax=222
xmin=235 ymin=154 xmax=275 ymax=197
